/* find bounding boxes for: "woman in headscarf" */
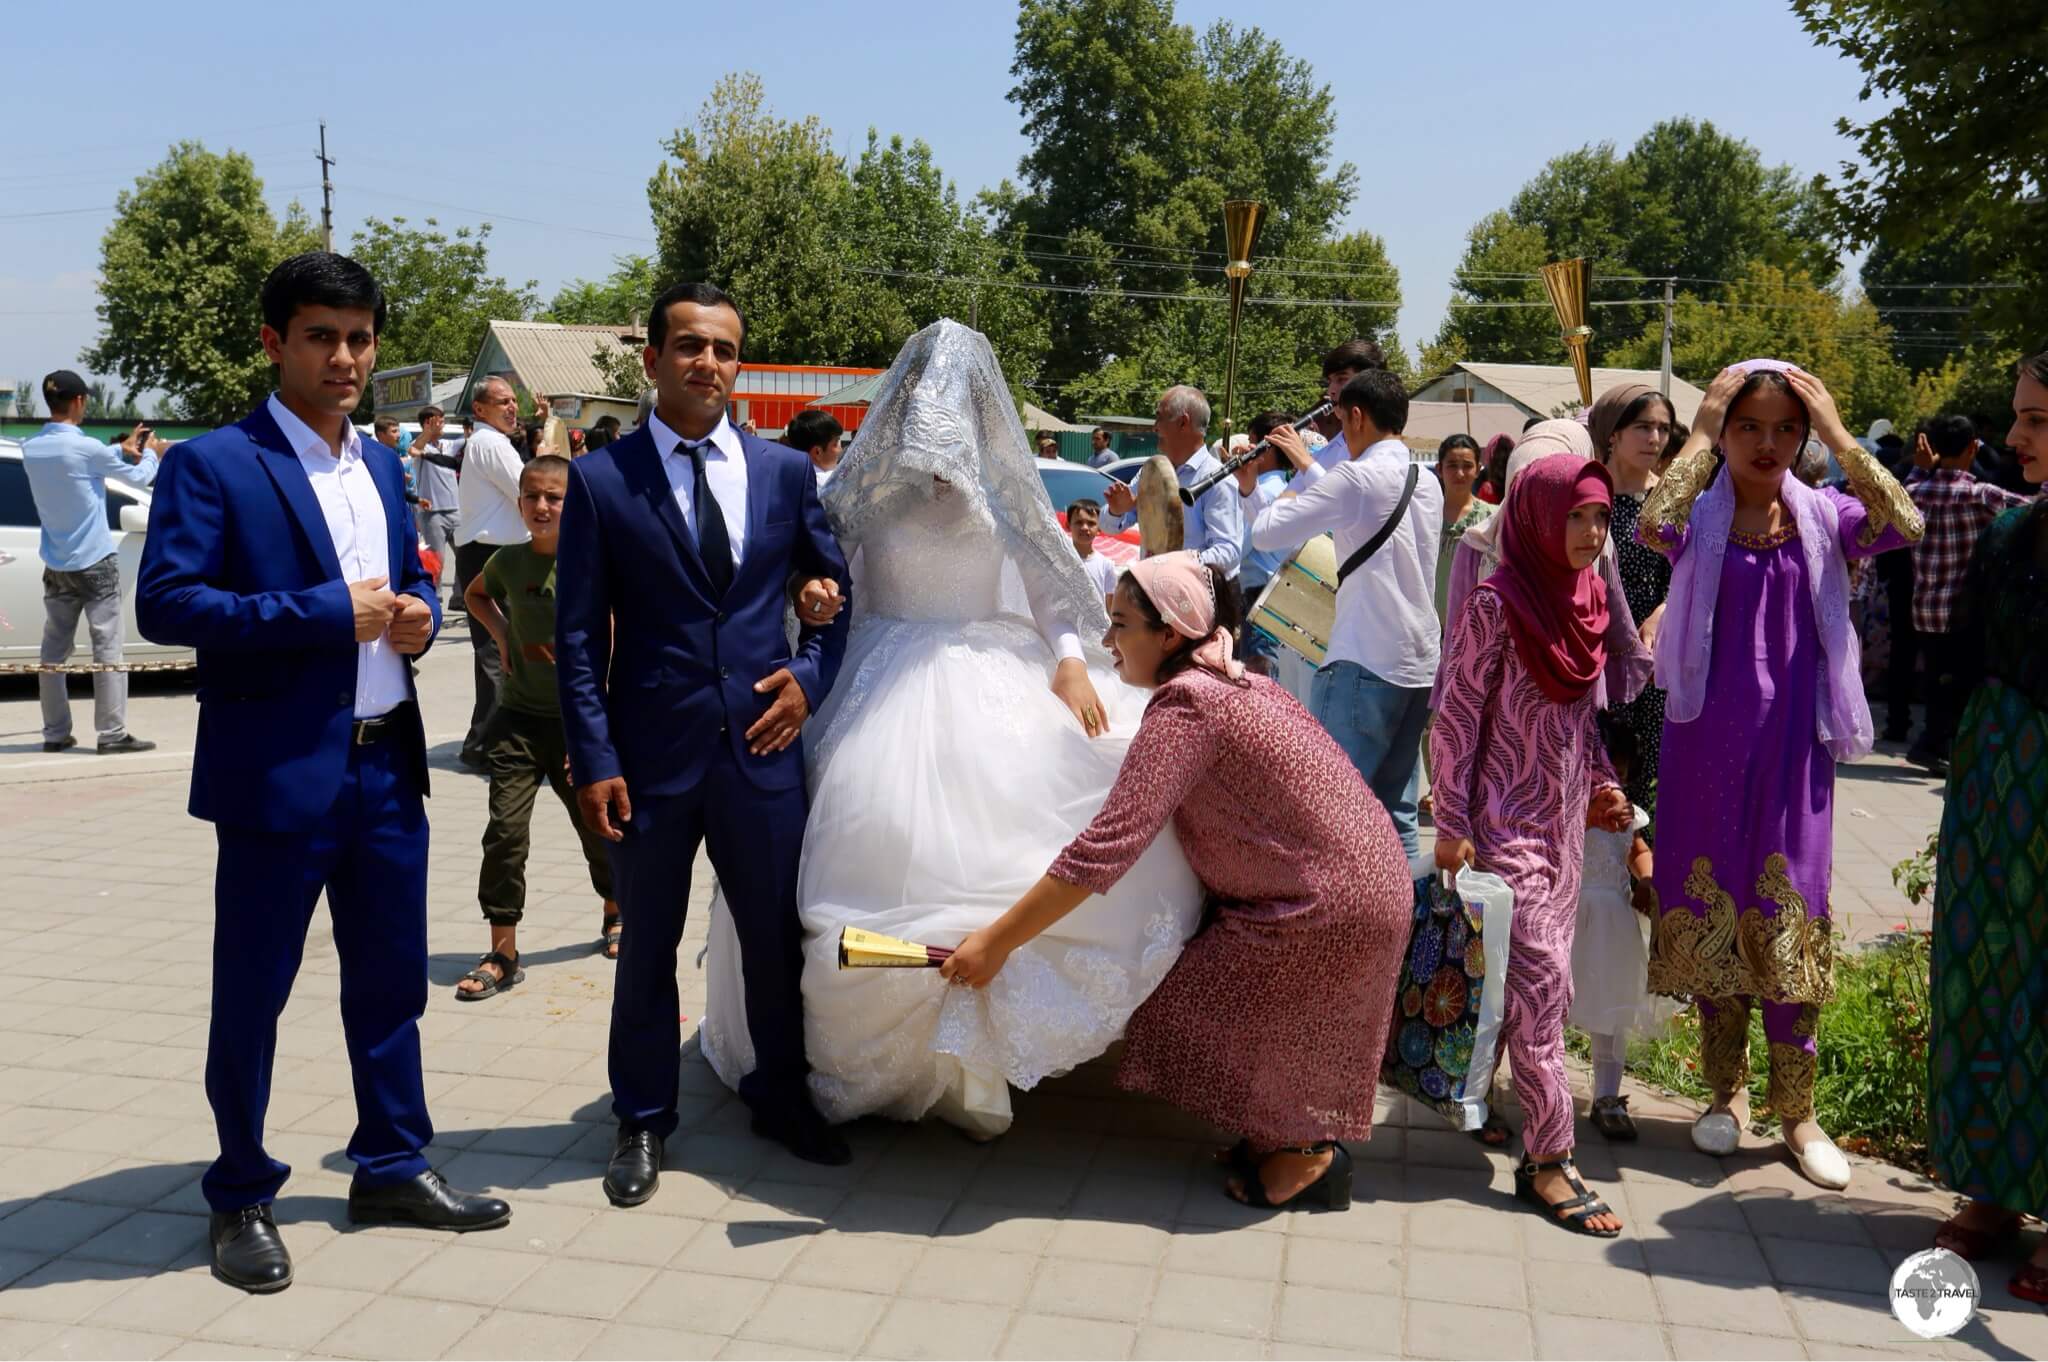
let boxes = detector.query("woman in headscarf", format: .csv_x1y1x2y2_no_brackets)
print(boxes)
1431,453,1632,1235
1474,432,1515,505
1639,360,1921,1189
944,551,1411,1213
1926,351,2048,1302
1588,382,1679,830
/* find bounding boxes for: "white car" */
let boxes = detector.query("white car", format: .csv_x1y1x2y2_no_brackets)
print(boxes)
0,439,194,666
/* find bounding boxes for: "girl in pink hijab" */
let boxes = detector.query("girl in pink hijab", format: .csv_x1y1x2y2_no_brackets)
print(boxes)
1431,453,1633,1236
944,552,1413,1212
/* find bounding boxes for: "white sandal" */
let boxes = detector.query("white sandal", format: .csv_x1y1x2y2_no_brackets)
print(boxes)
1692,1110,1741,1156
1786,1128,1851,1190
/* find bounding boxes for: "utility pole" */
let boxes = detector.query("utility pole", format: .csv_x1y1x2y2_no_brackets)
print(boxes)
1658,276,1675,398
317,120,336,252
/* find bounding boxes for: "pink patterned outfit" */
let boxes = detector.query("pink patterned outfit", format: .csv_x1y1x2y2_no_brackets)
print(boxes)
1050,670,1411,1146
1430,591,1621,1156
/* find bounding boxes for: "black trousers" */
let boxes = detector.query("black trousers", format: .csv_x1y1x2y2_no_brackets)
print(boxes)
454,541,504,758
1919,630,1966,758
1881,554,1919,738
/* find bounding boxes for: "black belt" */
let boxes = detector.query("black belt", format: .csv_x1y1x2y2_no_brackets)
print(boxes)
351,703,414,746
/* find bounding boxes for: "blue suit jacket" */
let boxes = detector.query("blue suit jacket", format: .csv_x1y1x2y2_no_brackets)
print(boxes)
135,404,441,831
555,423,851,798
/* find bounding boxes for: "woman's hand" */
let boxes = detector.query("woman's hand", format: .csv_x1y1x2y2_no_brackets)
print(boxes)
939,927,1012,989
1051,658,1107,738
1587,787,1632,832
1782,367,1855,453
1434,837,1476,873
1691,366,1747,444
1639,602,1666,650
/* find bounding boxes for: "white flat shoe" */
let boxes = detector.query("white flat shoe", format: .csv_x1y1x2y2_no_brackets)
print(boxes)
1787,1130,1851,1189
1692,1110,1741,1156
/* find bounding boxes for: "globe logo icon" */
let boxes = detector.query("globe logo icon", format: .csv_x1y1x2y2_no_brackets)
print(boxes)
1888,1248,1979,1340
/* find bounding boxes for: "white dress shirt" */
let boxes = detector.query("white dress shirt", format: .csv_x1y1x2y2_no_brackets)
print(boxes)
453,424,530,547
1251,436,1442,689
650,411,749,568
267,396,412,718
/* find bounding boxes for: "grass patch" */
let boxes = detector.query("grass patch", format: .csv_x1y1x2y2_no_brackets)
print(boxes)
1566,933,1931,1170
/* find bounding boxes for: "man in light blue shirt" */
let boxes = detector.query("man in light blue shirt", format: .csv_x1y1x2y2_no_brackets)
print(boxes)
21,369,160,754
1101,385,1243,581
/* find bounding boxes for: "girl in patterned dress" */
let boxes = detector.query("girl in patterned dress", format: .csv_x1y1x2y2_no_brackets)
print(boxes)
1431,454,1634,1236
944,551,1411,1213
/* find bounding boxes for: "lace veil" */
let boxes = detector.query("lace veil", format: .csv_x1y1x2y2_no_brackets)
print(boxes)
822,319,1111,641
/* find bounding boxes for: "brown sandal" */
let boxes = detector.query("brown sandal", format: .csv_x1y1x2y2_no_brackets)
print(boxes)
456,950,522,1001
600,914,622,960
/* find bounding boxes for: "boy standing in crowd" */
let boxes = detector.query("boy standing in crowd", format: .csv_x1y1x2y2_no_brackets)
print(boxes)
1065,498,1120,608
457,455,621,998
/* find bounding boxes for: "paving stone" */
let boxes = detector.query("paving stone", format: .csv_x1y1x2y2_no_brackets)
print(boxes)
1524,1256,1661,1321
393,1241,546,1306
736,1282,887,1353
1145,1269,1273,1339
1532,1311,1673,1360
1273,1284,1402,1349
1669,1325,1811,1359
1024,1257,1153,1324
1652,1274,1796,1333
31,1325,181,1360
195,1284,374,1351
1403,1300,1535,1360
619,1269,771,1336
900,1246,1038,1308
441,1307,607,1360
997,1313,1136,1360
580,1322,728,1360
859,1299,1010,1360
784,1235,921,1295
321,1294,486,1358
80,1267,236,1337
1406,1245,1528,1309
508,1254,656,1320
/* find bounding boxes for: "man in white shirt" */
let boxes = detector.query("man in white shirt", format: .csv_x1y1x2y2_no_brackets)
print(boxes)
1101,385,1243,580
1231,413,1296,674
454,375,531,767
1252,369,1441,857
410,404,461,602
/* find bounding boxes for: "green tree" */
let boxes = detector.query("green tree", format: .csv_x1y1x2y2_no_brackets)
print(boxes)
6,381,29,419
545,254,657,326
84,380,141,420
347,217,537,376
998,0,1377,410
647,73,859,365
1435,120,1838,366
85,142,320,423
588,341,648,400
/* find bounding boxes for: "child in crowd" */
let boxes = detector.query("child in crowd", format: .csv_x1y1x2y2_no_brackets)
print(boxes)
456,455,619,1000
1067,498,1121,608
1569,715,1660,1141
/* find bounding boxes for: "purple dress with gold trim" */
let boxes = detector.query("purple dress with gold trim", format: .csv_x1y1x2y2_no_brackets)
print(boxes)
1643,493,1909,1009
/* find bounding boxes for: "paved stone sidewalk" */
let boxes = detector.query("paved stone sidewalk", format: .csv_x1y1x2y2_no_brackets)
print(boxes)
0,651,2040,1360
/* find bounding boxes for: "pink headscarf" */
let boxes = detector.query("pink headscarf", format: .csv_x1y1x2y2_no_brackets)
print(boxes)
1126,551,1244,681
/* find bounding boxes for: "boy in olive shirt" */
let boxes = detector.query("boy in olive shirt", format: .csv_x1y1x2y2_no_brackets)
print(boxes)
457,456,619,999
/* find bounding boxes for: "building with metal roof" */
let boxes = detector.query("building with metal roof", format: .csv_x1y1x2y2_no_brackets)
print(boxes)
1413,362,1707,427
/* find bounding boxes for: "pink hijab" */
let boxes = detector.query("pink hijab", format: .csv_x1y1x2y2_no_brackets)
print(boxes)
1127,551,1244,681
1476,453,1613,705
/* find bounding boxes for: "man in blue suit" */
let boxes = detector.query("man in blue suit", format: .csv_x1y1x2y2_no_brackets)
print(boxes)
137,253,510,1294
556,281,854,1200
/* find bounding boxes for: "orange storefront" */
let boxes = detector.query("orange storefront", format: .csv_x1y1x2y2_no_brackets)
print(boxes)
730,364,883,435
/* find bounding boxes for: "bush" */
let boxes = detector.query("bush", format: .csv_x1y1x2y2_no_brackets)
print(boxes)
1570,933,1932,1169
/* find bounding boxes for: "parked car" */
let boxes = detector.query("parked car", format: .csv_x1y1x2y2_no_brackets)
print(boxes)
1096,456,1151,486
0,438,197,666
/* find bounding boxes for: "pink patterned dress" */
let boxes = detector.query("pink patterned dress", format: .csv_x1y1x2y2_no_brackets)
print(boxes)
1049,669,1410,1146
1430,591,1620,1157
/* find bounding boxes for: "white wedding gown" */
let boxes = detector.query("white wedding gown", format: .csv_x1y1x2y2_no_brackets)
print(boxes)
698,483,1204,1139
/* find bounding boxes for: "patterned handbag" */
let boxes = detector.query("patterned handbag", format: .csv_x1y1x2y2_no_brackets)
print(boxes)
1380,865,1516,1131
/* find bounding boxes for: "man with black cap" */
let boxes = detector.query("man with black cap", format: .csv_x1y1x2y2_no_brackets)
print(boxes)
20,369,161,754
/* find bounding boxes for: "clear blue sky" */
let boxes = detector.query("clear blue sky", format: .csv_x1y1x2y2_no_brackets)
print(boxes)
0,0,1874,410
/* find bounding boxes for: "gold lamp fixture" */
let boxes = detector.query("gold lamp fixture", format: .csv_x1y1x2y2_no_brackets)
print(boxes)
1219,199,1266,439
1538,257,1594,407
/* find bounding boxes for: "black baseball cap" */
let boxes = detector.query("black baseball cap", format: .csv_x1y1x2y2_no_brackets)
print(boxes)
41,369,89,408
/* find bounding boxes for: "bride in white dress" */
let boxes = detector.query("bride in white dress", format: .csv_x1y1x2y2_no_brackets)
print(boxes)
699,320,1203,1139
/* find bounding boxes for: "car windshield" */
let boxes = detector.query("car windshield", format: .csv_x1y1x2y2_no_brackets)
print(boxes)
1037,466,1110,514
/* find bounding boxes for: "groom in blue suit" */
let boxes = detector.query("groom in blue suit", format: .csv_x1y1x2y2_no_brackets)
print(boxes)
136,253,510,1294
556,281,854,1199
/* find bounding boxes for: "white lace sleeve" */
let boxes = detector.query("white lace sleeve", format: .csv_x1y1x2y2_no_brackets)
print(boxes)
1019,555,1085,663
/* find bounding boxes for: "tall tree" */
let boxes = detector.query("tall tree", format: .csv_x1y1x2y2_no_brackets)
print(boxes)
347,217,538,375
1435,120,1837,367
545,254,658,326
86,142,319,423
9,381,32,419
998,0,1378,411
1800,0,2045,398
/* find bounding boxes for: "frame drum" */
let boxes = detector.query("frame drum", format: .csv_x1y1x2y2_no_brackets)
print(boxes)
1248,532,1337,666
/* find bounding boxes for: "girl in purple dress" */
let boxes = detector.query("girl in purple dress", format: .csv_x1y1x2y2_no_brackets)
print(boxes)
1637,360,1921,1189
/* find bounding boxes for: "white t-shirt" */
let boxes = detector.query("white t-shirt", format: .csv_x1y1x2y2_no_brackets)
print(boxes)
1079,550,1120,602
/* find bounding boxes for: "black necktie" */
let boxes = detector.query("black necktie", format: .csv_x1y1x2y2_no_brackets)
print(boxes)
682,439,735,597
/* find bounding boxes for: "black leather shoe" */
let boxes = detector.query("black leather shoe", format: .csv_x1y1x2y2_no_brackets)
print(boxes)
605,1128,663,1207
347,1169,510,1231
210,1205,292,1293
95,735,156,755
41,736,77,754
752,1108,852,1167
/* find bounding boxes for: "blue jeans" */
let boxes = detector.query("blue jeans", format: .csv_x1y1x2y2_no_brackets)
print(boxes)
1310,660,1432,858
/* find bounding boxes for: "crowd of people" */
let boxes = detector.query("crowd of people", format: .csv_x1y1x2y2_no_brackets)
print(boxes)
23,246,2043,1305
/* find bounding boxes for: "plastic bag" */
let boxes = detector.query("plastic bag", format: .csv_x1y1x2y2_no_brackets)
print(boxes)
1380,858,1516,1132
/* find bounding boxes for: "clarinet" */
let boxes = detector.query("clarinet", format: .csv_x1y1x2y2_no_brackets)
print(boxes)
1179,402,1335,506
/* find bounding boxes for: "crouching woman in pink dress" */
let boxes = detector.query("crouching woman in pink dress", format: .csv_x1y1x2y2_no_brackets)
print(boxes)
943,551,1411,1211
